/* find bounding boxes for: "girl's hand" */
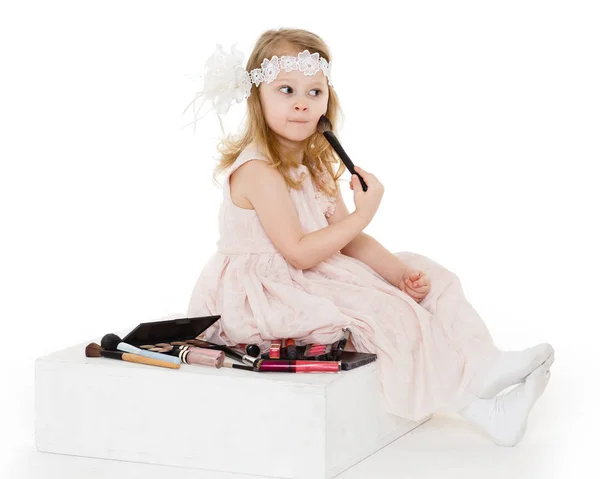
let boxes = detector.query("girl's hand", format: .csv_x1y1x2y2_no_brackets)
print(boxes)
395,267,430,303
349,166,384,224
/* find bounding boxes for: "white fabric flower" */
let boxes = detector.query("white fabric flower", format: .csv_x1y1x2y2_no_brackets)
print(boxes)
201,43,250,115
261,56,281,83
319,57,333,86
250,68,265,87
280,55,299,72
298,50,320,76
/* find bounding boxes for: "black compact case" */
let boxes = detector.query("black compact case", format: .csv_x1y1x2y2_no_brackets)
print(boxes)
122,315,221,347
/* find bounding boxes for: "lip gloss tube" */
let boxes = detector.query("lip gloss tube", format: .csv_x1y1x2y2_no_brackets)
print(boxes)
254,359,341,373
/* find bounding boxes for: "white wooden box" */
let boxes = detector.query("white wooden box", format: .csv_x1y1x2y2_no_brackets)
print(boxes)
35,330,429,478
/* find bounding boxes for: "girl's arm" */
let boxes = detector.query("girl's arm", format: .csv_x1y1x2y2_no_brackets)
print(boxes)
328,188,409,284
341,232,408,285
237,160,371,270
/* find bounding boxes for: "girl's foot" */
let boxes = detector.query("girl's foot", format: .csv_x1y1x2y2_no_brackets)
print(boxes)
460,357,552,446
473,343,554,398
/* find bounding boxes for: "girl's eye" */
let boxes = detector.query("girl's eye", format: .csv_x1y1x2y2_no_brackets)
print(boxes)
279,86,322,96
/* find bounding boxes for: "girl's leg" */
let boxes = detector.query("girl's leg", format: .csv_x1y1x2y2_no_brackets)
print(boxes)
459,352,553,446
393,251,554,403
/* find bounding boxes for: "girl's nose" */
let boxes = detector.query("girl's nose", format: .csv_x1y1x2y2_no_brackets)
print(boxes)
294,103,308,111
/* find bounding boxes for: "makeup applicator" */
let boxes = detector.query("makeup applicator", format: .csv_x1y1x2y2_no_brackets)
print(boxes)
101,333,181,365
85,342,180,369
317,114,368,191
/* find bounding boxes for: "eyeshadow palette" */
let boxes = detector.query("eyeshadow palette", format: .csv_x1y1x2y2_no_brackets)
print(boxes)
122,315,221,347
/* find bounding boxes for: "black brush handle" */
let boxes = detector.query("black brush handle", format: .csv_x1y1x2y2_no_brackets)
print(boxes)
323,131,368,191
215,345,245,363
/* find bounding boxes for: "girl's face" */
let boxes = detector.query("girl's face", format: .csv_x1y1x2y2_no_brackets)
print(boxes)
259,67,329,151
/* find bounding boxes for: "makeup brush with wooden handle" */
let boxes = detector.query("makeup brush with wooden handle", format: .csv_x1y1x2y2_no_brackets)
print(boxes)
85,342,180,369
317,114,368,191
101,333,181,365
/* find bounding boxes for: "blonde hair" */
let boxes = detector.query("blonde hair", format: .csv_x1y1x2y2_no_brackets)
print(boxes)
212,28,345,198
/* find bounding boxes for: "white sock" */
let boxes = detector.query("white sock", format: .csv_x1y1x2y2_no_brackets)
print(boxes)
472,343,554,398
460,357,552,446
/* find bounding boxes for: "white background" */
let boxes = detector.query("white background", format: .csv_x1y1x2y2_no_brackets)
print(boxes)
1,0,598,477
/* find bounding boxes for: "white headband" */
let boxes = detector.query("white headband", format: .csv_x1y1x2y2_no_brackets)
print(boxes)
181,43,334,134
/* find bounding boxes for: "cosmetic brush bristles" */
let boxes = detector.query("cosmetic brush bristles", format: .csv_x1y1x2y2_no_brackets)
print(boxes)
85,342,104,358
317,114,333,134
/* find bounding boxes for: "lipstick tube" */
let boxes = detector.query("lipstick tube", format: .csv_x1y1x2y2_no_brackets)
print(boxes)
269,340,282,359
254,359,341,373
283,338,297,359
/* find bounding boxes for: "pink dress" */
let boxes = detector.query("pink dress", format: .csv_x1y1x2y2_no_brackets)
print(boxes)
187,144,500,421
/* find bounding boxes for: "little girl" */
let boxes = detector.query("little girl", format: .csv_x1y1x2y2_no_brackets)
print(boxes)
185,28,554,447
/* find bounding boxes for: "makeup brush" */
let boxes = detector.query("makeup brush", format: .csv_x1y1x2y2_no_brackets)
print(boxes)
85,342,180,369
101,333,181,365
317,114,368,191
